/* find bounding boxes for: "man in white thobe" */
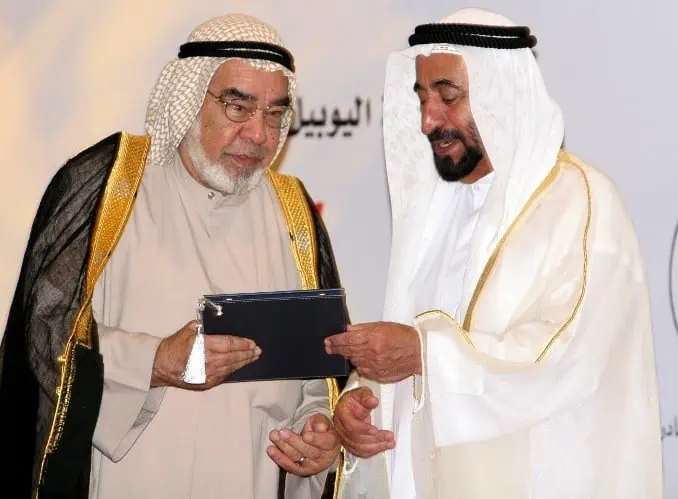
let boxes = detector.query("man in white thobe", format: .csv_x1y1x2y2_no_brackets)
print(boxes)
326,7,663,499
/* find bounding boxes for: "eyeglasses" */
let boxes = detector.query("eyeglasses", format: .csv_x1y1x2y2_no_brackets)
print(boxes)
206,90,292,129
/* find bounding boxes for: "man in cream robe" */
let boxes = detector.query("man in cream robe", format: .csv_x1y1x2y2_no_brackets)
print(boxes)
328,8,663,499
89,154,332,499
0,13,343,499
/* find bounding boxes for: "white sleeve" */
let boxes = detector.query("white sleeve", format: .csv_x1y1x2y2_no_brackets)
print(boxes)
415,251,643,447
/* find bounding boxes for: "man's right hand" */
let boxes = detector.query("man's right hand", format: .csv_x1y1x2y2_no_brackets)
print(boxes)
333,387,396,458
150,320,260,390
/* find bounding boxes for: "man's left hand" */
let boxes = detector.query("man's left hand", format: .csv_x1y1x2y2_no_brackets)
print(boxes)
325,322,421,383
267,414,340,477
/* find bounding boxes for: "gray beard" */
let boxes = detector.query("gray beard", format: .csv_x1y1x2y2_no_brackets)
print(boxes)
183,120,266,196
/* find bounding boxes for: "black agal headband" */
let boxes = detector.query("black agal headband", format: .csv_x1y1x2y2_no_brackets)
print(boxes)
408,23,537,50
178,41,295,71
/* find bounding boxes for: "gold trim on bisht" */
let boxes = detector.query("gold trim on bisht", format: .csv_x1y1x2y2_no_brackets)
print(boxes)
462,160,561,332
37,133,150,497
267,169,342,498
458,150,592,363
267,170,319,290
535,153,591,362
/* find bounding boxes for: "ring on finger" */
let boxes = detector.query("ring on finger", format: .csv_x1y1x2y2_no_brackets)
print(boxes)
294,455,306,465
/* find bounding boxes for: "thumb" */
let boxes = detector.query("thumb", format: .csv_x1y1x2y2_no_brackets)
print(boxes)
348,387,378,419
180,320,199,336
355,387,379,410
309,414,330,432
302,417,314,434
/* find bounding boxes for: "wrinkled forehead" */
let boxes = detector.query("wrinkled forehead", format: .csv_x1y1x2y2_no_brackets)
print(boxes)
207,59,291,98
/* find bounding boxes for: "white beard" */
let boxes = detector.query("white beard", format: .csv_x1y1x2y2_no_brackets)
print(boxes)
183,119,267,196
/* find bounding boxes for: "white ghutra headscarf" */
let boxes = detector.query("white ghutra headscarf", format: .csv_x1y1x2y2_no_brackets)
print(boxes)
381,7,565,327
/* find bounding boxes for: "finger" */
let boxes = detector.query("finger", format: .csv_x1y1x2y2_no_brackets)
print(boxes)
268,432,304,462
206,335,257,353
335,417,394,444
334,389,377,422
213,355,259,379
337,393,379,424
283,428,326,460
175,322,199,342
211,336,258,353
181,320,199,332
303,417,314,435
335,412,376,435
327,345,368,358
270,428,322,461
302,430,338,451
223,348,262,365
335,407,391,440
337,432,391,458
266,445,317,476
337,423,395,449
353,387,380,411
208,348,261,369
325,331,368,350
345,440,396,459
343,429,395,445
349,351,380,361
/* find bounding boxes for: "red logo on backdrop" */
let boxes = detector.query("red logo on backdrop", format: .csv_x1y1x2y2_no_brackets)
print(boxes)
315,202,325,216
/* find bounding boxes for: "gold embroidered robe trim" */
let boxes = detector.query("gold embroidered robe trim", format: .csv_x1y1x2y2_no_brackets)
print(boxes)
460,151,593,365
267,169,342,498
37,133,150,496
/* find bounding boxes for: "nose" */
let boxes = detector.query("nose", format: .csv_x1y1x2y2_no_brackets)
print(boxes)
421,100,446,137
239,111,268,146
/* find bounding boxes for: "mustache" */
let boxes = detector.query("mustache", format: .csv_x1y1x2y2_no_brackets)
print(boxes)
427,128,464,144
223,144,266,159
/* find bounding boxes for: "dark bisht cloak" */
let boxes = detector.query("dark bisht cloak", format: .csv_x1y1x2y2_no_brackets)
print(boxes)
0,132,346,499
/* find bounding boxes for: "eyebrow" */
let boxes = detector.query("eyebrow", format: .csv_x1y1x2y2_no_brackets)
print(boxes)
432,78,462,91
270,95,291,106
413,79,463,92
221,87,256,101
220,87,290,106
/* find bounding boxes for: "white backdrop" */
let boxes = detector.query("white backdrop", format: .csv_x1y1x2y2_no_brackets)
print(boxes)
2,0,677,494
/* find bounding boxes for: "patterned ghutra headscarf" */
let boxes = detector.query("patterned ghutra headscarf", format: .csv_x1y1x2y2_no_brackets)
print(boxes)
144,13,298,166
